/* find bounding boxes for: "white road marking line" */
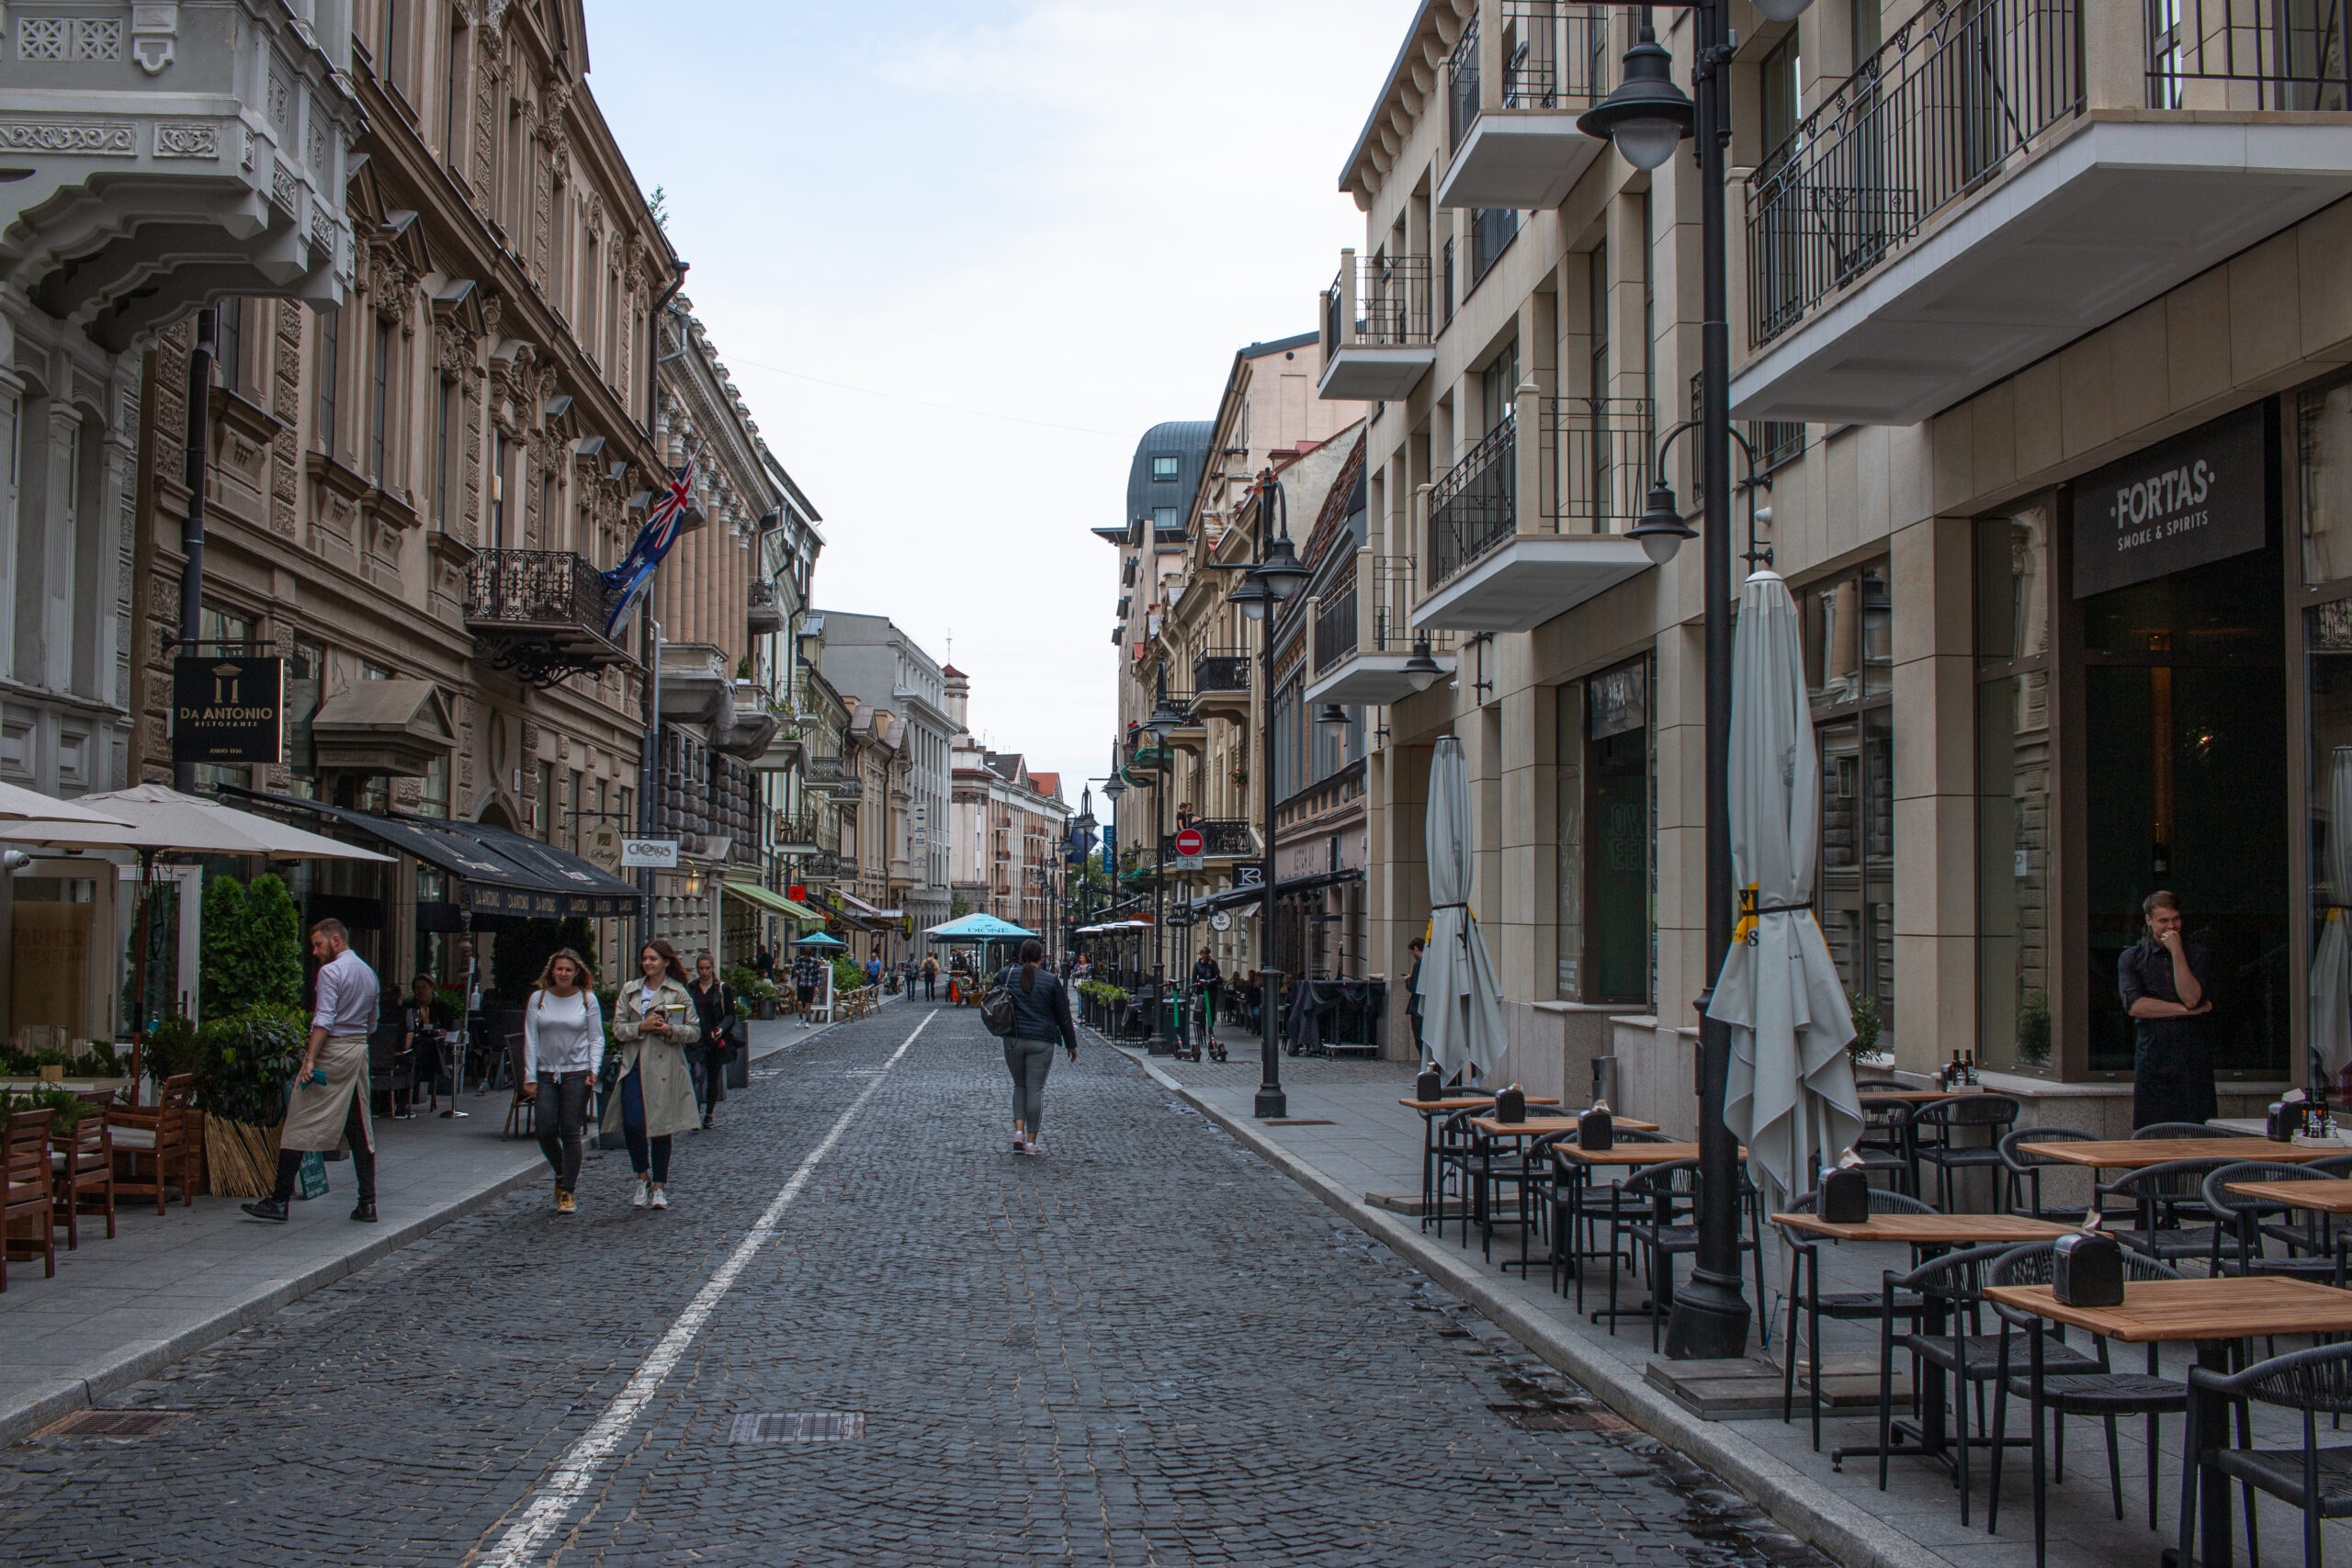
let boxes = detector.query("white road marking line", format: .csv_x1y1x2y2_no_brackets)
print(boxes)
469,1010,936,1568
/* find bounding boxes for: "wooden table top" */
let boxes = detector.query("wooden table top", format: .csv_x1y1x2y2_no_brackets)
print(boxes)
1463,1114,1662,1137
1858,1089,1988,1103
2024,1137,2305,1168
1554,1141,1722,1167
2224,1178,2352,1214
1772,1213,2075,1244
1401,1096,1562,1112
1984,1276,2352,1343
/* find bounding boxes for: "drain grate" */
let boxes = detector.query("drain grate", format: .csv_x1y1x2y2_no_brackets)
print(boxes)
1263,1119,1336,1127
40,1410,187,1438
729,1411,865,1445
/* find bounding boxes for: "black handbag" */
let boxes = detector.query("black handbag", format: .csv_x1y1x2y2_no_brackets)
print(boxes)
721,985,749,1052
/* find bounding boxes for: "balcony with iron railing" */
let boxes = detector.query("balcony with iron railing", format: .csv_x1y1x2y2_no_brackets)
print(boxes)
1304,553,1459,705
1317,250,1438,400
465,550,630,687
1191,649,1251,720
1731,0,2352,425
1437,1,1620,211
1415,391,1656,634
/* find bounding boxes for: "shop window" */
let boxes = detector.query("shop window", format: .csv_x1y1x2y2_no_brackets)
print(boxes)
12,875,96,1049
1557,657,1653,1007
2302,376,2352,587
418,752,449,818
1804,559,1895,1048
1151,455,1179,481
1977,507,2054,1071
285,639,324,783
2311,599,2352,1090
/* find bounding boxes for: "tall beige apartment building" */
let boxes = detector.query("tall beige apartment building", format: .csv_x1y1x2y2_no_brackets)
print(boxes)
1317,0,2352,1129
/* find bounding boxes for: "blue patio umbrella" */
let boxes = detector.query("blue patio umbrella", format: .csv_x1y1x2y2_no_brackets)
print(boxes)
924,913,1038,942
792,931,847,949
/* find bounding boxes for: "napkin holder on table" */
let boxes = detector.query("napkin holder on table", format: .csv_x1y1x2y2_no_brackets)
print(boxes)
2052,1227,2125,1307
1493,1084,1526,1123
1416,1065,1442,1103
1577,1101,1614,1152
1820,1166,1871,1224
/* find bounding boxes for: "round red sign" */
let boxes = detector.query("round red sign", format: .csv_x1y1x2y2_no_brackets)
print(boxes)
1174,828,1204,857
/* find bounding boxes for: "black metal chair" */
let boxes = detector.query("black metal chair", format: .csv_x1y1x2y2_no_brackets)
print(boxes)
2182,1342,2352,1568
1855,1097,1919,1197
2100,1157,2247,1269
1598,1158,1765,1352
1915,1095,2022,1213
2201,1160,2343,1282
1775,1186,1935,1450
2136,1121,2246,1140
1430,1110,1480,1242
1874,1242,2102,1524
1542,1129,1674,1307
1984,1242,2188,1568
1998,1126,2106,1222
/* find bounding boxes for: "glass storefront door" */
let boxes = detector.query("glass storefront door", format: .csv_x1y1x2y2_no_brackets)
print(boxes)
2081,540,2289,1075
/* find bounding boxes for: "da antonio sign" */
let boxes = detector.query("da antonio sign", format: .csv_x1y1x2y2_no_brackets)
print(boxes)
2073,405,2268,598
172,656,284,765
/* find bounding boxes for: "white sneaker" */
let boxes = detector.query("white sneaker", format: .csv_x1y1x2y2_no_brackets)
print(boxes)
1012,1132,1027,1153
1025,1139,1045,1157
649,1184,669,1210
630,1179,650,1208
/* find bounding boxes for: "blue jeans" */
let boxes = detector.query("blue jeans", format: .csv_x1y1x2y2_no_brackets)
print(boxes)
618,1068,672,1183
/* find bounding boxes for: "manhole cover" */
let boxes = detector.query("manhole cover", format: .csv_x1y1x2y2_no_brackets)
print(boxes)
40,1410,187,1438
729,1412,865,1445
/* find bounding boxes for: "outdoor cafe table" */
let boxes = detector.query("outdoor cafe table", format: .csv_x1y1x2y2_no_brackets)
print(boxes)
1402,1096,1560,1229
1538,1142,1726,1282
1983,1276,2352,1568
1858,1088,1989,1103
1770,1212,2078,1473
2224,1178,2352,1214
2022,1137,2340,1171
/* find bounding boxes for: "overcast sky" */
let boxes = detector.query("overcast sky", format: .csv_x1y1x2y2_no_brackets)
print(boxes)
588,0,1419,801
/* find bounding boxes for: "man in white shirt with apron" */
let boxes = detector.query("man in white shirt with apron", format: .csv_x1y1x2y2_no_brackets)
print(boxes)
243,919,382,1224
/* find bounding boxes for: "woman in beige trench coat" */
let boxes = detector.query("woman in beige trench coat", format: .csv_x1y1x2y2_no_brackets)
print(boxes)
601,940,699,1209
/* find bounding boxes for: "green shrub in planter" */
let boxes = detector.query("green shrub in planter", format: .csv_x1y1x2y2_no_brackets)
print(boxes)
831,955,866,996
1845,987,1883,1064
143,1014,202,1086
0,1085,87,1134
198,874,248,1020
191,1005,309,1129
243,874,304,1010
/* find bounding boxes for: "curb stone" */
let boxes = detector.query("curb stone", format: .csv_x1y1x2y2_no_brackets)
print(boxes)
1103,1034,1947,1568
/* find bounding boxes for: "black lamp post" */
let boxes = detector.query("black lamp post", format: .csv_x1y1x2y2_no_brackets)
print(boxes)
1100,750,1126,985
1142,664,1184,1055
1227,469,1311,1117
1580,0,1811,1362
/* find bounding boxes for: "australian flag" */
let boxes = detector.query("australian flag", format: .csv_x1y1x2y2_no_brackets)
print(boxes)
601,456,695,637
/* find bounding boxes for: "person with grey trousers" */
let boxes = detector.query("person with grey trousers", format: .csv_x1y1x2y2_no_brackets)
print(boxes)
1001,938,1076,1156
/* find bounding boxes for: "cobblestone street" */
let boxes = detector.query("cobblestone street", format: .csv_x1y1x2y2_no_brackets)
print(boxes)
0,1003,1823,1567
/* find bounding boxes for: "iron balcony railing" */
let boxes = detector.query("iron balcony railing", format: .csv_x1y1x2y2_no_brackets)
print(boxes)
1322,253,1435,362
1745,0,2082,347
2150,0,2352,107
464,549,616,638
1449,5,1619,145
1313,563,1359,674
808,754,846,786
1429,418,1519,588
1372,554,1457,658
1193,649,1250,694
1160,819,1256,860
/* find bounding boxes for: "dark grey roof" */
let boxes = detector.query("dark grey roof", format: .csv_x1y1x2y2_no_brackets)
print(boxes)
1125,420,1213,533
1241,330,1317,359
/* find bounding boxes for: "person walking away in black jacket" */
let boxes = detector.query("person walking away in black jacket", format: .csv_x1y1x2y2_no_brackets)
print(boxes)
1001,938,1077,1157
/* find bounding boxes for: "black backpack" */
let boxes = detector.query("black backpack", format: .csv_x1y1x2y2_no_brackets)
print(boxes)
979,966,1019,1038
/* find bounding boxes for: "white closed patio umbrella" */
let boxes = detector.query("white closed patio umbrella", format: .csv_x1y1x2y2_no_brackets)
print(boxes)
1421,735,1507,1085
1709,570,1864,1209
2312,747,2352,1090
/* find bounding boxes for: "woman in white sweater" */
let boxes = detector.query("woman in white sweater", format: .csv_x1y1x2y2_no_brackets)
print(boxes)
523,949,605,1213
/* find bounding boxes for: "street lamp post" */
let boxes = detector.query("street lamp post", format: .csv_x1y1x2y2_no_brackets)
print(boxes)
1580,0,1814,1363
1100,751,1126,988
1143,662,1185,1056
1227,469,1311,1118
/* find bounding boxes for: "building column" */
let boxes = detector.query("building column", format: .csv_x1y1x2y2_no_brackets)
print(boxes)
1891,512,1977,1072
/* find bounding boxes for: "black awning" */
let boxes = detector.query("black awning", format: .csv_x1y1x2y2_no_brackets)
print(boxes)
224,789,643,919
1274,867,1365,898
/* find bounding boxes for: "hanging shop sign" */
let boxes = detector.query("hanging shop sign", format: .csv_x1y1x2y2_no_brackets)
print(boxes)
583,823,624,875
171,656,284,765
2073,403,2269,598
620,838,679,868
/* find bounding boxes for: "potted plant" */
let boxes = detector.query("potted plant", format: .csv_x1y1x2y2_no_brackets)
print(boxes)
1845,987,1891,1068
191,1005,308,1198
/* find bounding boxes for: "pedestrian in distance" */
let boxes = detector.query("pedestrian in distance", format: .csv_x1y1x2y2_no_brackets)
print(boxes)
866,952,883,990
686,951,733,1132
522,949,603,1214
922,953,939,1001
1406,936,1427,1058
1001,938,1078,1157
243,919,380,1224
602,940,698,1210
1192,946,1223,1039
753,941,775,981
395,973,455,1118
793,947,821,1024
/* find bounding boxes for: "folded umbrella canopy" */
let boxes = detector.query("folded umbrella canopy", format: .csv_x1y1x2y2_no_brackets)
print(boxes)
1709,570,1864,1209
0,781,131,825
1420,735,1507,1085
0,784,392,862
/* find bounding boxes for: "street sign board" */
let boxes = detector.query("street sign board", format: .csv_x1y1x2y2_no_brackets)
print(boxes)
171,655,283,765
787,885,808,901
583,823,624,874
1234,863,1264,890
1209,911,1232,932
1173,828,1204,856
620,838,679,868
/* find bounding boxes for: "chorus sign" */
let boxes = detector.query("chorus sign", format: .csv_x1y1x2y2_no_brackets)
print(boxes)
2073,405,2268,598
171,656,283,765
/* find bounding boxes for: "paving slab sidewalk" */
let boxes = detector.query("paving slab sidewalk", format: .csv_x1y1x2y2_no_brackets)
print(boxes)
0,1002,890,1446
1114,1037,2352,1568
